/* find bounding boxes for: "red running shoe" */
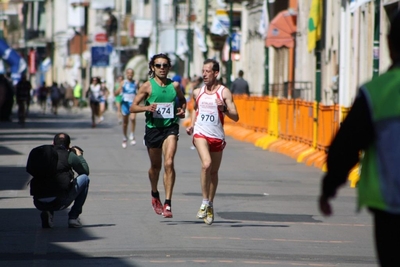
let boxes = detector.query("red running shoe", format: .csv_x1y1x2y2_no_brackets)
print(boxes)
162,204,173,218
152,197,163,215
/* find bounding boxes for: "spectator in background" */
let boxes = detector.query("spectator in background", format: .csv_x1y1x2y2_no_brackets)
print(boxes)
37,82,49,114
64,82,74,109
105,8,118,41
230,70,250,96
50,82,61,115
99,79,109,122
15,74,32,124
73,80,82,110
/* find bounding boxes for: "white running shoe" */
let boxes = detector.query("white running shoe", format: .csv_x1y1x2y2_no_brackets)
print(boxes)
122,139,127,148
196,204,207,219
129,133,134,140
130,139,136,146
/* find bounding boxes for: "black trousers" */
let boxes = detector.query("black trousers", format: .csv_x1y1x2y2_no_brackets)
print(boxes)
371,208,400,267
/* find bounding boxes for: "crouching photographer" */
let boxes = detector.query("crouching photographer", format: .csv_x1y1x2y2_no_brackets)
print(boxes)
30,133,90,229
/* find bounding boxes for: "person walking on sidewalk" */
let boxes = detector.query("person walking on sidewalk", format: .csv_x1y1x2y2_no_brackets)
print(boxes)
230,70,250,96
114,68,137,148
130,53,186,218
186,59,239,225
31,133,90,228
319,11,400,267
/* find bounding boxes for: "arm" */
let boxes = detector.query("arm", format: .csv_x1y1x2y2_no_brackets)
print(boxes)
319,89,374,216
186,88,200,135
174,81,187,118
68,152,90,176
220,87,239,122
130,81,154,113
114,83,122,97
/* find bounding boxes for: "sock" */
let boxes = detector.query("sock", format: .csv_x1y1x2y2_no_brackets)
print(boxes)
164,199,171,206
202,199,209,206
209,201,213,207
151,191,160,199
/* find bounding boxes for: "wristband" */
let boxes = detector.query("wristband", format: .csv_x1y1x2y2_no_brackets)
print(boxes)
222,106,228,113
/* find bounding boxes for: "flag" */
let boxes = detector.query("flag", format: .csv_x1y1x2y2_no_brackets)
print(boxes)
258,0,270,38
210,16,229,36
194,25,207,52
307,0,323,52
0,39,26,84
176,36,189,60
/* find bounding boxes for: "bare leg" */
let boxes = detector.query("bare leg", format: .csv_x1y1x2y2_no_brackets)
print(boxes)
122,115,129,138
194,137,212,200
130,113,136,135
162,135,178,200
147,148,162,193
209,151,223,202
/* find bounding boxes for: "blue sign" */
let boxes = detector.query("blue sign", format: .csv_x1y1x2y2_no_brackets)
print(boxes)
91,46,110,67
226,33,241,52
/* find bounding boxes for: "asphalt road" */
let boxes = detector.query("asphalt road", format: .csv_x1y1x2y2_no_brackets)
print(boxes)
0,103,377,267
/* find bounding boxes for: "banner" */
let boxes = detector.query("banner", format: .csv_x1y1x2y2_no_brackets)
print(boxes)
210,16,228,36
258,0,270,38
0,39,26,84
307,0,323,52
194,25,207,52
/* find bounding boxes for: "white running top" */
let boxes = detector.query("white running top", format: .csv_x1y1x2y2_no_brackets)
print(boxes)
193,85,226,140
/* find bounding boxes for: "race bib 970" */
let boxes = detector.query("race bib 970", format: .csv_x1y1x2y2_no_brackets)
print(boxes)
153,102,174,119
198,110,218,125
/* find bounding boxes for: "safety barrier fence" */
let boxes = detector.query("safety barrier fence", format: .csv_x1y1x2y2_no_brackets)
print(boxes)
222,95,360,187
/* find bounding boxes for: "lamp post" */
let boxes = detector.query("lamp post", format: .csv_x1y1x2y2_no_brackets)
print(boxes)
187,0,192,79
203,0,208,60
226,0,233,88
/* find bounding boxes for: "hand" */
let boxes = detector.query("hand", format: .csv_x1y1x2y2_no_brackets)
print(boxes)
215,98,225,111
318,195,333,216
176,107,185,118
148,104,157,112
186,126,193,135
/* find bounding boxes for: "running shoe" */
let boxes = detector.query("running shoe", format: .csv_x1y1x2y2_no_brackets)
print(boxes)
130,139,136,146
204,206,214,225
196,203,207,219
151,197,163,215
129,133,134,140
122,139,127,148
162,204,173,218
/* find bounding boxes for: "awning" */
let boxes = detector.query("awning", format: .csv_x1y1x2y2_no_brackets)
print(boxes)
265,10,297,48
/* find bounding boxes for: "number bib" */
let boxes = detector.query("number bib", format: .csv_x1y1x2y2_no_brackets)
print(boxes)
123,93,135,102
198,108,218,126
153,102,174,119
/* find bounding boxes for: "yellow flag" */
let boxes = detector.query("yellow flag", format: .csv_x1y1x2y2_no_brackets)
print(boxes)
307,0,323,52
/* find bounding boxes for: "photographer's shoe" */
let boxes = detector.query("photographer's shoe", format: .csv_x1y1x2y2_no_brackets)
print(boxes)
41,211,54,228
68,218,82,228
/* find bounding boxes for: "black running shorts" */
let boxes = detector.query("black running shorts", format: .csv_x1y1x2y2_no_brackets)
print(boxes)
144,123,179,148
